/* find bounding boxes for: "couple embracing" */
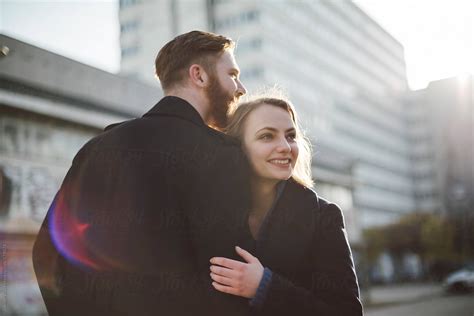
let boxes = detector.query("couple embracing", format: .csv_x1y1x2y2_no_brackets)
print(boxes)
33,30,363,316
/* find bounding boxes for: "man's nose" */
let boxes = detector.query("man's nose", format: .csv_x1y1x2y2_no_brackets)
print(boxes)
236,80,247,97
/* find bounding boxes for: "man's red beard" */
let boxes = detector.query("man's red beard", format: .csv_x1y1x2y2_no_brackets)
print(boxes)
206,73,239,130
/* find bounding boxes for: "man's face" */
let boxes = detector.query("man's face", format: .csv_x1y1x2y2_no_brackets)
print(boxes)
206,50,247,129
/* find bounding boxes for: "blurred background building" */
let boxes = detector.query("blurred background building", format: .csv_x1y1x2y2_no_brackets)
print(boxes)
407,76,473,215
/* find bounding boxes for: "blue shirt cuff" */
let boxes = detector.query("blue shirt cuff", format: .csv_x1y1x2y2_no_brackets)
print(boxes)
249,267,273,309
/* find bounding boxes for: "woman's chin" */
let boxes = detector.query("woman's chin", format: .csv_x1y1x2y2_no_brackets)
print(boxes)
269,171,292,181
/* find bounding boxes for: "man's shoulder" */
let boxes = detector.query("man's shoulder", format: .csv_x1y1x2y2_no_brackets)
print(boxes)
105,113,239,148
74,117,245,174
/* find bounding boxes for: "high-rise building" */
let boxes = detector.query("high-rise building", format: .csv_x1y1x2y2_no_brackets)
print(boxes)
407,75,473,214
119,0,211,81
119,0,416,242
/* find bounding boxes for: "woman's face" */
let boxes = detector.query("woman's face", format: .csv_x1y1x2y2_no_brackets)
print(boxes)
242,104,299,183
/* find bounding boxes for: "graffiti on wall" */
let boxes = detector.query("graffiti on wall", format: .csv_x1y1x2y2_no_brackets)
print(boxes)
0,113,97,224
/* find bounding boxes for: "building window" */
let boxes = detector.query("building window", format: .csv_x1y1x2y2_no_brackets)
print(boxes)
0,167,12,216
121,45,139,58
216,10,260,29
119,0,141,9
241,67,263,80
236,37,262,53
120,20,140,34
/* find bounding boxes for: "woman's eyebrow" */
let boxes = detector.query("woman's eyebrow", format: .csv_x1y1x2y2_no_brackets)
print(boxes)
256,127,277,133
256,127,295,133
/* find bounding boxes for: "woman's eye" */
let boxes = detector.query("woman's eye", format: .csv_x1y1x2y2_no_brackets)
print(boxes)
260,134,272,140
286,133,296,141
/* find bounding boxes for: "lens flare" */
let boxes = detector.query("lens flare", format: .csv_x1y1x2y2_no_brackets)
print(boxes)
48,179,139,273
48,189,102,271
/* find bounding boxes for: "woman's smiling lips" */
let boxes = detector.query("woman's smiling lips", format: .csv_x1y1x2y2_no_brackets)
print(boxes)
268,158,291,167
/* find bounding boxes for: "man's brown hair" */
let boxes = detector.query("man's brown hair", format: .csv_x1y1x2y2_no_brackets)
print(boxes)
155,30,235,91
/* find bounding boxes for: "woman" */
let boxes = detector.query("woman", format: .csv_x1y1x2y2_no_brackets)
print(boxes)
209,96,363,315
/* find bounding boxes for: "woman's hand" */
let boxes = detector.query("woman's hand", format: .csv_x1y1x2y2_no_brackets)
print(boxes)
210,246,264,298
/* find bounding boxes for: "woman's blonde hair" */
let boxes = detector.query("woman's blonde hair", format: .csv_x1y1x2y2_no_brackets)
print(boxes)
226,93,314,188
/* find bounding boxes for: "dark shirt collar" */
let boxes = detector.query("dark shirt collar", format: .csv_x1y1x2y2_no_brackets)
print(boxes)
143,96,206,128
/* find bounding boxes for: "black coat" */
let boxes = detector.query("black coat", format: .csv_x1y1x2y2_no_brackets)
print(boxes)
33,96,253,316
242,179,363,316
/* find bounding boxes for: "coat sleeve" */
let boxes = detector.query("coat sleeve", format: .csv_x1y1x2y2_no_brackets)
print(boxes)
253,200,363,315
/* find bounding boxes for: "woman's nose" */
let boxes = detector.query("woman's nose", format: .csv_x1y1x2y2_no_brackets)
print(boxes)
276,138,291,152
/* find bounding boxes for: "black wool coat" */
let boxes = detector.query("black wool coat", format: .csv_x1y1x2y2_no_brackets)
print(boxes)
33,96,254,316
241,179,363,316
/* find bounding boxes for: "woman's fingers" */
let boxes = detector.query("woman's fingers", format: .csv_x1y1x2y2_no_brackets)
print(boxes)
210,257,244,270
212,281,239,296
210,272,235,287
209,249,264,299
210,265,238,278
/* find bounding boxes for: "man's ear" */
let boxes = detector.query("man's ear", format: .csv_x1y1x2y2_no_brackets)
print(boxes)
188,64,209,88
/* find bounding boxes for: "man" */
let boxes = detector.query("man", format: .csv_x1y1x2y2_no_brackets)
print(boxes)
33,30,252,315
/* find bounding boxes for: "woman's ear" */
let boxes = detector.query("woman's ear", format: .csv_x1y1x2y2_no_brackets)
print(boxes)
188,64,209,88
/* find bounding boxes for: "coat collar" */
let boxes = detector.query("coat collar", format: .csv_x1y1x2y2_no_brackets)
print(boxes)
143,96,206,128
143,96,241,146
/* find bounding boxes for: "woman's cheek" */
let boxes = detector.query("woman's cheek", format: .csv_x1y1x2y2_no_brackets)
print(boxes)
249,146,267,172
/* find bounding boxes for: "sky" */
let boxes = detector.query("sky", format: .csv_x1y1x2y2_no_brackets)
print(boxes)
355,0,473,89
1,0,473,90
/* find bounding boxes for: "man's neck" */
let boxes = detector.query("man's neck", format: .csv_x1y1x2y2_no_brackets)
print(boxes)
165,88,210,124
